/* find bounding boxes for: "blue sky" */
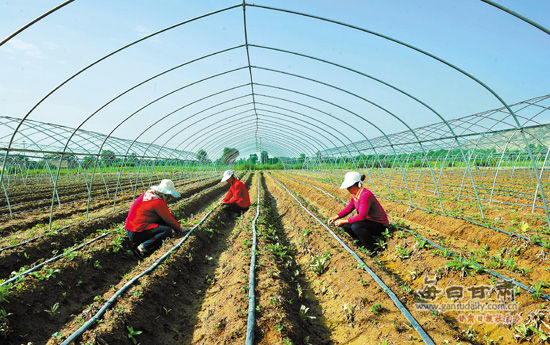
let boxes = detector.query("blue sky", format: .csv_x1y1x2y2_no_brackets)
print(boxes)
0,0,548,159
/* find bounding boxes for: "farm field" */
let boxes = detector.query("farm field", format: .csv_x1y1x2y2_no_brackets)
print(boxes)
1,170,548,344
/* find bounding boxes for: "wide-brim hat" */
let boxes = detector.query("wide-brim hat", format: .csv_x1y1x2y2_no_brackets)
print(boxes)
221,169,234,182
339,171,362,189
151,179,180,197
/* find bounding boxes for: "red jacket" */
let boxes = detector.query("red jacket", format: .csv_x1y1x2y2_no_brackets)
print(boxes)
337,188,389,227
125,191,181,232
223,178,250,208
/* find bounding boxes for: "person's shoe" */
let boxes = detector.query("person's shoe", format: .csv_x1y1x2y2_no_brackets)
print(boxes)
132,244,147,259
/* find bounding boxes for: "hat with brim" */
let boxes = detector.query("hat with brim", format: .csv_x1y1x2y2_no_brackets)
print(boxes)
339,171,362,189
151,179,180,197
221,169,234,182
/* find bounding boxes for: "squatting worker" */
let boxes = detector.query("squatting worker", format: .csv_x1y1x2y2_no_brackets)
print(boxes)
125,179,183,258
218,170,250,217
328,172,389,248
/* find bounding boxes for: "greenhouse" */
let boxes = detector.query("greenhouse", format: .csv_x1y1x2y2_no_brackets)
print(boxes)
0,1,548,344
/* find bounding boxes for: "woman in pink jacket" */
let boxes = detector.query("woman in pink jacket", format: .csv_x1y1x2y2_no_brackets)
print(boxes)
328,172,389,248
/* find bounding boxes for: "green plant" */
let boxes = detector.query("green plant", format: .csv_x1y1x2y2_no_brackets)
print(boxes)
529,325,548,341
531,281,547,299
93,260,103,270
127,326,143,344
343,304,356,323
514,323,528,340
44,302,59,317
299,305,315,320
310,254,328,275
396,246,411,259
446,256,477,277
0,283,12,303
370,303,382,315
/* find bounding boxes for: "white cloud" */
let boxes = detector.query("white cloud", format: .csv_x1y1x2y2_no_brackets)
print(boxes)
135,25,151,36
3,38,45,58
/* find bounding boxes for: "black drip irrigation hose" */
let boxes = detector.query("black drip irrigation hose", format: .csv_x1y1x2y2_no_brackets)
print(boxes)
269,173,436,345
245,175,260,345
279,172,550,301
287,172,545,247
0,230,114,287
0,179,224,287
0,176,215,253
60,204,220,345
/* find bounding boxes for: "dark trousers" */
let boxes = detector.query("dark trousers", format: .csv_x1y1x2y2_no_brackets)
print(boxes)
340,220,386,249
126,225,171,253
222,203,249,217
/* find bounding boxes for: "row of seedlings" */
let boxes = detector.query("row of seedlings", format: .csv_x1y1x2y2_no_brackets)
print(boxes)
0,174,246,345
276,171,550,344
47,173,253,344
263,173,449,344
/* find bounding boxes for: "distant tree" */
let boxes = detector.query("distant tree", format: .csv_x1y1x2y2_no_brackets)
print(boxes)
101,150,116,166
82,155,96,168
197,149,208,163
260,151,268,164
248,153,258,164
125,153,139,167
222,147,239,165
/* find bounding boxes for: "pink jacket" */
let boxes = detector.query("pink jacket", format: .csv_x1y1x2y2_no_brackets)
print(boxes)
337,188,389,227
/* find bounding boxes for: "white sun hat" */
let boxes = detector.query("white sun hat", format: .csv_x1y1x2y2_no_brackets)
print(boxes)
151,179,180,197
339,171,362,189
221,169,234,182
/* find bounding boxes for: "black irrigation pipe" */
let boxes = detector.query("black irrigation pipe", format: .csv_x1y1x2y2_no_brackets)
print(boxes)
288,172,546,247
0,179,223,285
0,209,126,253
0,230,114,287
269,173,436,345
245,174,260,345
278,172,550,301
60,204,220,345
0,176,215,253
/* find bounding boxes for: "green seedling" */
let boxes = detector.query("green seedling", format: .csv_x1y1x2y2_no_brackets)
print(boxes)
396,246,411,259
310,254,328,275
446,256,477,277
370,303,382,315
44,302,59,317
529,325,548,341
343,304,356,323
127,326,143,344
0,283,12,303
520,221,529,233
93,260,103,270
299,305,315,320
514,323,528,340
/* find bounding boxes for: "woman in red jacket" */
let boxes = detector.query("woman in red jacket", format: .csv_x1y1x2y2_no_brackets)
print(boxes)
125,179,183,258
328,172,389,248
218,170,250,218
